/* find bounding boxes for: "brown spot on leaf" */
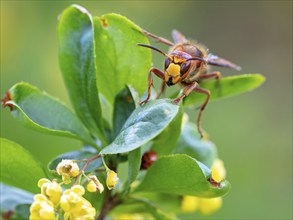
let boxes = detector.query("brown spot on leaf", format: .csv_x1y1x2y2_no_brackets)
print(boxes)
125,95,133,103
100,17,108,28
1,91,14,111
208,177,221,188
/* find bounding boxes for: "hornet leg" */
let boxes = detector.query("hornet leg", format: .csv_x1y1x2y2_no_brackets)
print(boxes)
140,68,165,105
194,87,211,139
173,82,211,139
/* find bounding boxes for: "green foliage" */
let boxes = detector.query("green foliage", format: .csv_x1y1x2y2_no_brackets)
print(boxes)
58,5,105,145
183,74,265,106
5,82,95,146
47,147,102,175
93,14,152,105
174,122,217,168
135,154,229,197
0,139,46,193
127,148,142,186
0,4,265,219
101,99,179,154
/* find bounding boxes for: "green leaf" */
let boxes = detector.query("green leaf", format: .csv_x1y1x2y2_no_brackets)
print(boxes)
5,82,95,145
151,109,183,155
182,74,266,106
101,99,179,154
135,154,230,197
0,183,33,212
129,197,178,220
174,122,217,168
128,148,142,186
99,94,113,131
58,5,106,145
48,147,102,175
113,87,136,138
93,13,152,105
0,138,46,193
111,195,178,219
127,84,141,108
12,204,30,220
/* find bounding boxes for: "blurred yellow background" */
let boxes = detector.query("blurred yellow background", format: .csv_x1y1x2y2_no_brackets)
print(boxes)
1,1,292,219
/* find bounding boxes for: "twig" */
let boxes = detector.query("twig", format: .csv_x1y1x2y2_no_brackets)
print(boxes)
73,154,101,185
96,192,122,220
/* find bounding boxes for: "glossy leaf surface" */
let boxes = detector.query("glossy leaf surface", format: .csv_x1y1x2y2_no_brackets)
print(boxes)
181,74,265,106
58,5,105,144
135,154,230,197
5,82,94,145
94,13,152,105
151,109,183,156
174,122,217,168
101,99,179,154
113,87,136,138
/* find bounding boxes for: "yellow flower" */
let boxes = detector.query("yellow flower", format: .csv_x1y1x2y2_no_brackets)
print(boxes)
211,159,226,183
181,196,200,212
198,197,223,215
106,170,119,190
56,159,79,184
29,194,55,220
87,175,104,193
61,185,96,219
86,180,97,193
181,196,223,215
38,178,62,206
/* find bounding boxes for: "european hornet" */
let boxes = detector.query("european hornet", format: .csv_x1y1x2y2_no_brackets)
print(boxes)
139,29,241,138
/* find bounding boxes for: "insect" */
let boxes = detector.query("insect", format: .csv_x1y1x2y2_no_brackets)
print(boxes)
139,29,241,138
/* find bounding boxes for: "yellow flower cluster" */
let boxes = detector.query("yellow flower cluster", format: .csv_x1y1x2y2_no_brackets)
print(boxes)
181,196,222,215
38,178,62,206
30,180,96,220
30,194,55,220
30,178,62,219
61,185,96,220
29,159,120,219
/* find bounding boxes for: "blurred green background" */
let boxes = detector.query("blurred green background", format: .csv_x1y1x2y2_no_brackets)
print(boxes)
1,1,292,219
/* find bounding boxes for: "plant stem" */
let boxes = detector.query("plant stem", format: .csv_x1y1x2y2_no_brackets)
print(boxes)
96,192,121,220
73,154,101,185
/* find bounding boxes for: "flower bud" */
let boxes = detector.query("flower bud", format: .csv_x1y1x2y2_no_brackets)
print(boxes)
56,159,79,184
181,196,223,215
86,180,97,193
198,197,222,215
106,170,119,190
87,175,104,193
211,159,226,183
71,185,85,196
181,196,200,213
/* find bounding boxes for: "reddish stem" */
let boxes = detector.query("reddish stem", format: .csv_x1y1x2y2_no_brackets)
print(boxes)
73,154,101,185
